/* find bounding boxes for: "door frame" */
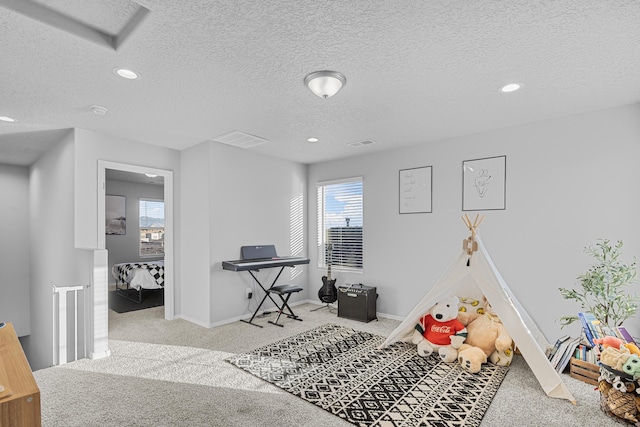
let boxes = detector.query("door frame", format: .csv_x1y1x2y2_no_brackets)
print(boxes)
96,160,175,324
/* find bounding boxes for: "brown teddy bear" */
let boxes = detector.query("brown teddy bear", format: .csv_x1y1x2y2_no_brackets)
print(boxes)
456,297,513,373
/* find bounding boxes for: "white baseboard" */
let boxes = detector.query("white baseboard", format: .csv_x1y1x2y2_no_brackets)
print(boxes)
174,299,402,329
89,348,111,360
174,313,213,328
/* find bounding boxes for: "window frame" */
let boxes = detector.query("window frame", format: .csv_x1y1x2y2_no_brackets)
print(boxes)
139,197,165,258
316,176,363,272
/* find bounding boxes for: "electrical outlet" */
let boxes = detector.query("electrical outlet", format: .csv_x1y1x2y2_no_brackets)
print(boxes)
246,288,253,299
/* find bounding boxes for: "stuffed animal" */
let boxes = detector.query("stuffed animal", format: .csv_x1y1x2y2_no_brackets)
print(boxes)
411,296,467,362
601,345,631,371
456,297,513,373
623,355,640,380
594,336,640,356
456,344,487,373
625,343,640,356
606,388,638,423
594,336,625,349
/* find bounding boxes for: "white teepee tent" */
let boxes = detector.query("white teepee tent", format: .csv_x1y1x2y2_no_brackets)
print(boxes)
381,215,576,403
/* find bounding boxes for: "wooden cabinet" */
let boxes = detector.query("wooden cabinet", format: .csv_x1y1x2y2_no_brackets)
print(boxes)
0,322,41,427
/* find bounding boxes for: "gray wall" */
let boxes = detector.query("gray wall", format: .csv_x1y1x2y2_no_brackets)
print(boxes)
8,103,640,370
307,103,640,343
26,131,93,370
22,129,179,370
105,179,164,283
0,164,31,336
179,141,308,327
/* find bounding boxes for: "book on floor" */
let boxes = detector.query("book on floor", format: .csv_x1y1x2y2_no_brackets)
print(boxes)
582,312,605,339
577,312,596,346
616,326,637,345
548,335,570,362
555,337,582,373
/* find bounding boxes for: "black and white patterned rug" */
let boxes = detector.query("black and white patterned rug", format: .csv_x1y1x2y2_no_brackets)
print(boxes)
226,324,508,427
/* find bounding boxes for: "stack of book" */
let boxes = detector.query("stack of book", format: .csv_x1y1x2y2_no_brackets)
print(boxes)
548,312,639,372
576,312,637,345
548,335,581,373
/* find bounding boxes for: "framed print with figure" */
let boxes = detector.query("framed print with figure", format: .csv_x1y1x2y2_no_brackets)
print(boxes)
462,156,506,211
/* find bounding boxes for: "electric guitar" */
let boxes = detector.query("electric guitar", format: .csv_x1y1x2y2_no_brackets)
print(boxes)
318,245,337,304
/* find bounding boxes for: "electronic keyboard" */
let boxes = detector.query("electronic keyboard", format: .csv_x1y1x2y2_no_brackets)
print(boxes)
222,256,310,271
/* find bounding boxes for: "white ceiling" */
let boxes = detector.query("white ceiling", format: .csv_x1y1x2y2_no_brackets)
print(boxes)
1,0,639,167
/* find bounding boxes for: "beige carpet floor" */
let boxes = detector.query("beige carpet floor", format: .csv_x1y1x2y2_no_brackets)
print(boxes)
32,303,619,426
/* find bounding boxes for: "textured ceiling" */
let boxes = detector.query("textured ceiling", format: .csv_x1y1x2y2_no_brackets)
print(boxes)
1,0,639,166
28,0,139,33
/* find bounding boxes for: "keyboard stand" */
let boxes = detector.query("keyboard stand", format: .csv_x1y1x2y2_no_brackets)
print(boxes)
241,266,291,328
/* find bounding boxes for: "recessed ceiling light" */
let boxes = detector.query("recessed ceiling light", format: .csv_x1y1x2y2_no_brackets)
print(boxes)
307,137,319,143
145,173,158,178
90,105,108,115
114,68,140,80
0,116,16,122
499,83,521,93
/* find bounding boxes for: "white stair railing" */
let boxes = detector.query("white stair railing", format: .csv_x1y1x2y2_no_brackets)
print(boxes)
51,283,86,365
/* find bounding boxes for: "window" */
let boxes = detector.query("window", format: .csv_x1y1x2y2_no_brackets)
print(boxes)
317,177,363,271
139,198,165,256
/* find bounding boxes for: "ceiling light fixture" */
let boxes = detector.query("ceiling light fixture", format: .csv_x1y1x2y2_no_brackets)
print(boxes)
307,137,319,143
145,173,158,178
499,83,521,93
304,70,346,99
0,116,16,122
90,105,108,115
114,68,140,80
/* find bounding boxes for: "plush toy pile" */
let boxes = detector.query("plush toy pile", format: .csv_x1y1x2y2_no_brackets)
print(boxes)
411,295,514,373
598,336,640,424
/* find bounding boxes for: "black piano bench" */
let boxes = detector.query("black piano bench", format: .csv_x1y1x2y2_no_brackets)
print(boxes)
267,284,303,327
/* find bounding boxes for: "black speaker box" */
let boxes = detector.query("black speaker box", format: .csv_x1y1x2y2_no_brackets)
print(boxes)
337,284,377,323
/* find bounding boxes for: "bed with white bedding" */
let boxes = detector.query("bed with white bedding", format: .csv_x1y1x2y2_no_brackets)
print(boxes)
112,260,164,303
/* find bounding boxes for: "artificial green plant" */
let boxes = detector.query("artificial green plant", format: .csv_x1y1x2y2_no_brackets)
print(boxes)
559,239,638,329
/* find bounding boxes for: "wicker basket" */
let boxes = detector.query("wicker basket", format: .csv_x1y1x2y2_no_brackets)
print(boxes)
599,364,640,425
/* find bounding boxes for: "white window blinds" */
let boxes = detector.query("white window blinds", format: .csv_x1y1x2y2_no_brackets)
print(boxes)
317,177,363,271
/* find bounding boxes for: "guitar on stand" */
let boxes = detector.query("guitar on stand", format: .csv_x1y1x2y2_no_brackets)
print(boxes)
312,244,337,312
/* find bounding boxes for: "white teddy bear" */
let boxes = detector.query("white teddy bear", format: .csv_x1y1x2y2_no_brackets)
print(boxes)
411,296,467,362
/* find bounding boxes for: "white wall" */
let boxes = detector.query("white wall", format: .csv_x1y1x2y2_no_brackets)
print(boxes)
21,129,180,370
73,129,180,251
307,103,640,343
179,141,307,326
208,142,307,324
27,131,93,370
0,164,31,336
105,179,164,283
16,104,640,368
178,141,211,325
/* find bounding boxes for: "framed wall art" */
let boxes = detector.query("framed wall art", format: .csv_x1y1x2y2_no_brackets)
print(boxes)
399,166,432,214
105,195,126,235
462,155,506,211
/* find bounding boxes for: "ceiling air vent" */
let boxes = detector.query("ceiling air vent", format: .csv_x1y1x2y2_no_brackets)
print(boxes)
347,140,375,148
210,131,269,149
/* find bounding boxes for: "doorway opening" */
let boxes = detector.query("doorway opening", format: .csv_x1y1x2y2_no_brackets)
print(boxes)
96,161,174,344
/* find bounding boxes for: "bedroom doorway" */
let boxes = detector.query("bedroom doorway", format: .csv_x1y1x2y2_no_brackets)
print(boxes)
97,161,175,331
